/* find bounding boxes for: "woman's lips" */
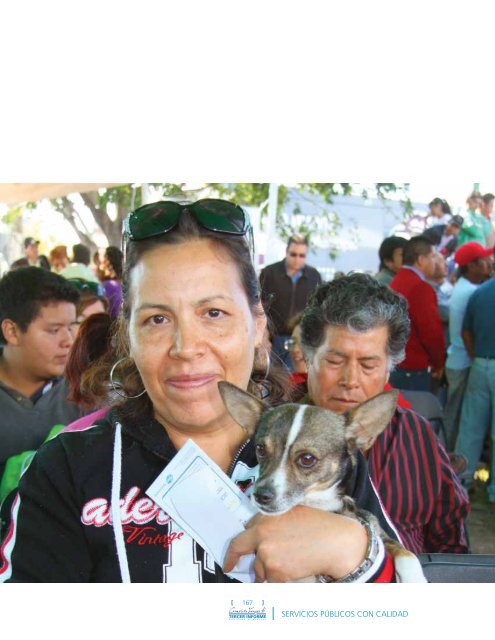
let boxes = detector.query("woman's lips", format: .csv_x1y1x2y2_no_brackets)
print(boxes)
166,374,218,390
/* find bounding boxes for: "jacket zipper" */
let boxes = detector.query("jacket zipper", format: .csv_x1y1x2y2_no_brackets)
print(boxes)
226,438,251,478
288,278,296,321
216,437,252,582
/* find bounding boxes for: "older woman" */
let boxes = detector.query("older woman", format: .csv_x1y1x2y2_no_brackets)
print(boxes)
1,200,396,583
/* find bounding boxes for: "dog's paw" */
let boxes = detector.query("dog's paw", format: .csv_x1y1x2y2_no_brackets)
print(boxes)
393,555,428,583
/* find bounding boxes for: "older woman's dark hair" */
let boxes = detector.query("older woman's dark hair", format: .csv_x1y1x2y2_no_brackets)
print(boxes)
300,273,410,371
85,207,292,420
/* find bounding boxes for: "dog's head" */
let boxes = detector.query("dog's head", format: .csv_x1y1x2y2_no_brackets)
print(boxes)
218,381,398,515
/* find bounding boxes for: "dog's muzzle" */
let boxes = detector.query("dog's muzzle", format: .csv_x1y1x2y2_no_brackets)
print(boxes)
253,486,275,507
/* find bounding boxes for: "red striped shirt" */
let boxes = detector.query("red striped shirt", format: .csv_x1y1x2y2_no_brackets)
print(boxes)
368,406,470,554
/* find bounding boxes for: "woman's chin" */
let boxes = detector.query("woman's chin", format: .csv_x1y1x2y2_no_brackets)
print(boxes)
155,398,231,432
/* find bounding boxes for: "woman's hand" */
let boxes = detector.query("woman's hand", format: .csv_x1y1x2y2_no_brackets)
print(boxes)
223,506,368,582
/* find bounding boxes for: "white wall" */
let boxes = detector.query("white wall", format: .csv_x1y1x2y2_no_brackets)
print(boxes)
256,190,429,279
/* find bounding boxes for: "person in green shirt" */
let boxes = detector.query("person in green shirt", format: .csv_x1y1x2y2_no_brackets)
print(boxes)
457,191,492,248
480,193,495,248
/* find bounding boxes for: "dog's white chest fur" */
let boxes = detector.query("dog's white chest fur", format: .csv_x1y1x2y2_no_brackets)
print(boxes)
302,483,343,512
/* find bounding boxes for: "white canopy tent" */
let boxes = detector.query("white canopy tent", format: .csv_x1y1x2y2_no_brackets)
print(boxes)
0,183,125,205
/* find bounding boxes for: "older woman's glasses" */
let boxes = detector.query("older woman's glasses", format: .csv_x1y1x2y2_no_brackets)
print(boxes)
123,199,250,241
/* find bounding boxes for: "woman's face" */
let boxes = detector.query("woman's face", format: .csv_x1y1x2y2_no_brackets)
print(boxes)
429,203,442,217
101,254,114,278
128,239,266,435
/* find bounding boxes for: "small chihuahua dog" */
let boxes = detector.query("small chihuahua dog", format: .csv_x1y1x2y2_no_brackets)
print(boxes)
218,381,426,583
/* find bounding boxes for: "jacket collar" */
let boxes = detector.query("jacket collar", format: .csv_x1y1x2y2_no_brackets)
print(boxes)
111,405,258,470
112,405,178,463
401,265,426,281
275,258,308,278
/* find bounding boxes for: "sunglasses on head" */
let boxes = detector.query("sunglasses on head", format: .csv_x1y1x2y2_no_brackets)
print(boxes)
123,198,251,241
68,278,105,297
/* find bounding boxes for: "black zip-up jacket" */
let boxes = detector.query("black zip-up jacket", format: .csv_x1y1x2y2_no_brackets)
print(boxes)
259,260,322,336
1,408,397,583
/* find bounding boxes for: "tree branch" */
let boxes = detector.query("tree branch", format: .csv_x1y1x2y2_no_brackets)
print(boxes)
52,197,98,253
80,192,113,239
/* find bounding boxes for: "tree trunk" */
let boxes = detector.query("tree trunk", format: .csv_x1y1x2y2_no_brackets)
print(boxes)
53,197,99,254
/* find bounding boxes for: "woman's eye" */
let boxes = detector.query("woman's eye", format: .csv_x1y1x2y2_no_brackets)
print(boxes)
296,453,318,469
326,360,342,366
149,315,166,325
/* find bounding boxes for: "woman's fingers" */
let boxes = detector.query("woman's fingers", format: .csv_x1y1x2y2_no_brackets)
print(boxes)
223,527,257,574
253,556,266,583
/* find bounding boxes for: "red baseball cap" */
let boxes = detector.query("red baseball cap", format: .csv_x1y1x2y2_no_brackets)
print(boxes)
454,241,493,266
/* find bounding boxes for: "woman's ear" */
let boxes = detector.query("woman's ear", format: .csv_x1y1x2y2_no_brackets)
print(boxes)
1,319,21,346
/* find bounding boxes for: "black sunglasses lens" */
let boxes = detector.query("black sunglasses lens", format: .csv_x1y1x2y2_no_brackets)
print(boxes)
128,202,181,240
192,199,248,234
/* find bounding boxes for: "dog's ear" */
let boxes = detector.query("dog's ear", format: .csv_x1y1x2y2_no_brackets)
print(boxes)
344,389,398,452
218,381,265,437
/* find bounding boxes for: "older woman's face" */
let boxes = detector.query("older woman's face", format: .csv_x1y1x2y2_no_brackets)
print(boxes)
307,325,390,414
128,239,266,434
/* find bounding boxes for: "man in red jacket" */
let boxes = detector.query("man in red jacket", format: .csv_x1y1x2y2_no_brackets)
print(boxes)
389,235,446,391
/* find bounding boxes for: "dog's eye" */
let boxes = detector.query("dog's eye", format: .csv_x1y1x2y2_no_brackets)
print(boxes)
255,444,266,458
296,453,317,468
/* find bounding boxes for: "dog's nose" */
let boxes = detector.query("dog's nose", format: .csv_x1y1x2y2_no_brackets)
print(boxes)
253,487,274,505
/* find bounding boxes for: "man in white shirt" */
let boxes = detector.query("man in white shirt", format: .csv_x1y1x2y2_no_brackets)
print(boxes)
444,242,493,451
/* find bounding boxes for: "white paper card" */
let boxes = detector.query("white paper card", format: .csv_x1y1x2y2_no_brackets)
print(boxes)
146,439,258,582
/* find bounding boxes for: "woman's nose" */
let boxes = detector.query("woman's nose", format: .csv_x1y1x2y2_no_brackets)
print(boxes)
168,322,204,359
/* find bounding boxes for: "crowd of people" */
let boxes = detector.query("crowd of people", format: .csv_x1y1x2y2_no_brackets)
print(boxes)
0,192,493,583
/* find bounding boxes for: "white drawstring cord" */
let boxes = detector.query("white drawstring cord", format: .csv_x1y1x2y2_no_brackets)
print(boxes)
112,422,131,583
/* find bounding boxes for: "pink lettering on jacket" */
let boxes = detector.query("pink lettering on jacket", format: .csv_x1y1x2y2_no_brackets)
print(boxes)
81,487,172,528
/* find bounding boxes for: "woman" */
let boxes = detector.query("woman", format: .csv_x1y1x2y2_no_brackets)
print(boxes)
0,200,397,583
428,197,452,225
99,246,123,318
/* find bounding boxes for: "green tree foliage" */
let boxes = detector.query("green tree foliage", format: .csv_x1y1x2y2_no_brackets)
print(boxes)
14,183,411,257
